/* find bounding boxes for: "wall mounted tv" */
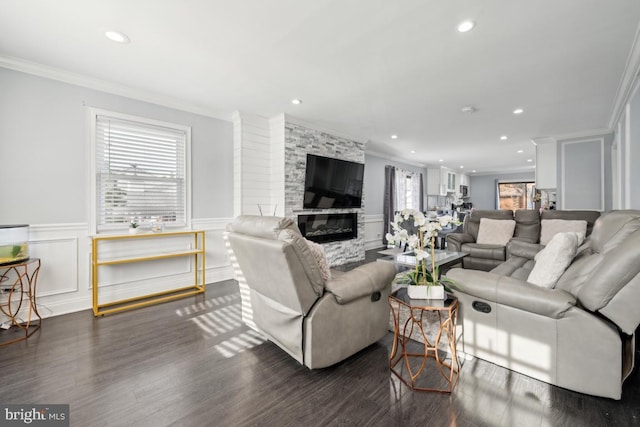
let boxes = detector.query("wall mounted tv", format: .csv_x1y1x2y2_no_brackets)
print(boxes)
303,154,364,209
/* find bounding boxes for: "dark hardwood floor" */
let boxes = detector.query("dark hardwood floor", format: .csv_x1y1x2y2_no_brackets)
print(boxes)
1,251,639,426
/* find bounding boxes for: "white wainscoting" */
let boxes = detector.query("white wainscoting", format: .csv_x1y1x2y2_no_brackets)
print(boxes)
0,219,234,321
364,214,385,251
191,217,235,284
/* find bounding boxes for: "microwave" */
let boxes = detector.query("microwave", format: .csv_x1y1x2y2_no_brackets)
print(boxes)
460,185,469,197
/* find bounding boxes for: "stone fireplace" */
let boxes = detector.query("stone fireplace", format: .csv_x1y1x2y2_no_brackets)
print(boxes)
285,121,365,266
297,213,357,244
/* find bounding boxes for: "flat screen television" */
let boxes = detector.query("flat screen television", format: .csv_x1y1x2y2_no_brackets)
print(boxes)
303,154,364,209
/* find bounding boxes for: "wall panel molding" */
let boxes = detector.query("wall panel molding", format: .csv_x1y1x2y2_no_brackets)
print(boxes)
560,138,605,211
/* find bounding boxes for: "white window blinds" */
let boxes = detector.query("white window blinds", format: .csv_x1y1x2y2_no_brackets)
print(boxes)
94,114,188,232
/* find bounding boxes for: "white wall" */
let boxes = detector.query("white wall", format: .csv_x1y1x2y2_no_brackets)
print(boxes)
468,172,536,210
0,68,235,319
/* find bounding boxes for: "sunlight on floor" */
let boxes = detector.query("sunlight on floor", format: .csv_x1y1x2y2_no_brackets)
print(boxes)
184,300,268,358
212,329,267,358
174,293,240,317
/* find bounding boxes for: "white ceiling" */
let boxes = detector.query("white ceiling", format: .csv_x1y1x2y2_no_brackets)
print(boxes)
2,0,640,174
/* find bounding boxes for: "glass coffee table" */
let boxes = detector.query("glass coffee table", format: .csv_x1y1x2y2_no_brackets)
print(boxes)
377,250,467,290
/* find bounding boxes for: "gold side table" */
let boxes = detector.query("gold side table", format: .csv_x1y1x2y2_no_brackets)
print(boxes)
0,258,42,346
388,288,460,392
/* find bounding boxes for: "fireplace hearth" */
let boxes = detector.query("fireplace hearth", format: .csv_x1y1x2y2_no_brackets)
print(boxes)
297,213,357,244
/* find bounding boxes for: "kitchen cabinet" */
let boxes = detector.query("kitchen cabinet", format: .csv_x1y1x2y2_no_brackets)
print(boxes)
427,167,456,196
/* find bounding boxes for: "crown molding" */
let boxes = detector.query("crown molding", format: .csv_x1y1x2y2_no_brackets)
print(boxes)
365,150,428,168
608,23,640,129
0,55,232,122
470,165,536,177
533,127,612,143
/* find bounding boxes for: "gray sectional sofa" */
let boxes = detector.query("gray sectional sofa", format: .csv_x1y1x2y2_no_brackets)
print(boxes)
446,210,640,399
447,209,601,271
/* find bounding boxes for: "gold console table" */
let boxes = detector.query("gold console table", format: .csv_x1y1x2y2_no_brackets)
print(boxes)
91,230,205,316
0,258,42,346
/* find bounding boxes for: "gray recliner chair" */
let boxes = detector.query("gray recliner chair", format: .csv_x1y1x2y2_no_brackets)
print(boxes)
447,209,515,271
227,215,396,369
446,210,640,399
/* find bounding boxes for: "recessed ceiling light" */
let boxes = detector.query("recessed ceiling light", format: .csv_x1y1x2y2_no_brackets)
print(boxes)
500,135,508,141
410,150,416,154
513,108,524,115
527,159,533,162
291,99,302,105
439,159,444,163
472,170,477,173
105,30,130,43
517,149,524,153
457,21,475,33
391,134,398,139
459,165,464,169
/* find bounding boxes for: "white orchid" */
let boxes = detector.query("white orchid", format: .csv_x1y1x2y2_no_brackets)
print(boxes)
407,234,420,249
386,208,461,287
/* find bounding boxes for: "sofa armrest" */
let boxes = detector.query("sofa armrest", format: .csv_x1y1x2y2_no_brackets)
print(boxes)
507,239,544,260
446,268,576,319
325,261,396,304
446,233,475,252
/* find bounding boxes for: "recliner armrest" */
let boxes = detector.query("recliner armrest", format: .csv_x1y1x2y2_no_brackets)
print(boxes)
325,261,396,304
447,233,475,252
507,239,544,259
446,268,576,319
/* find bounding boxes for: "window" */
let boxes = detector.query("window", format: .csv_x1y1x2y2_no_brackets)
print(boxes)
497,181,536,210
90,109,191,233
405,175,414,209
393,168,422,211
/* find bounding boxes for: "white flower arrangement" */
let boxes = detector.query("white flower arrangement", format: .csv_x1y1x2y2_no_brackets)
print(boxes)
386,208,460,287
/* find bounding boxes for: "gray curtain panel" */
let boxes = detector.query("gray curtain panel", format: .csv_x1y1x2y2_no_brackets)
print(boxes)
383,165,396,245
419,172,424,212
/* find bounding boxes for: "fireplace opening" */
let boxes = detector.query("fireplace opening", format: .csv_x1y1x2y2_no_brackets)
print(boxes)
297,213,357,244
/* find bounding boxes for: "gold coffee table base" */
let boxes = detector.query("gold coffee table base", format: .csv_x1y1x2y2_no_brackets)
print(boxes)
389,289,460,393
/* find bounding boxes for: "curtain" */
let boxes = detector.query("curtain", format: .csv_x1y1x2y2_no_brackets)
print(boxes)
383,166,423,245
383,166,396,245
395,168,407,211
419,172,424,211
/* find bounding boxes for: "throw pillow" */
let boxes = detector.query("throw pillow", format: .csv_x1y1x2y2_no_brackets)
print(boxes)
305,239,332,282
527,232,580,288
540,219,587,245
475,218,516,246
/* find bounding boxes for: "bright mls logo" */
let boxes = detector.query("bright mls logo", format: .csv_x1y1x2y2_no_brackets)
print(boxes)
1,405,69,426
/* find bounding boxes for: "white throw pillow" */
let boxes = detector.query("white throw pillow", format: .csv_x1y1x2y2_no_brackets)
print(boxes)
305,239,332,282
540,219,587,245
475,218,516,246
527,232,580,288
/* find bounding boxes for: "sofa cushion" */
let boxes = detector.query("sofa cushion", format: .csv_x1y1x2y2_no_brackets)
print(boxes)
514,209,541,243
465,210,514,240
528,232,580,288
476,218,516,246
492,256,535,281
305,239,331,282
540,219,587,245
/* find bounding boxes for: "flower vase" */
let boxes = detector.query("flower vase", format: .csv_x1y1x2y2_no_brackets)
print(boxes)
407,284,446,300
129,227,140,235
